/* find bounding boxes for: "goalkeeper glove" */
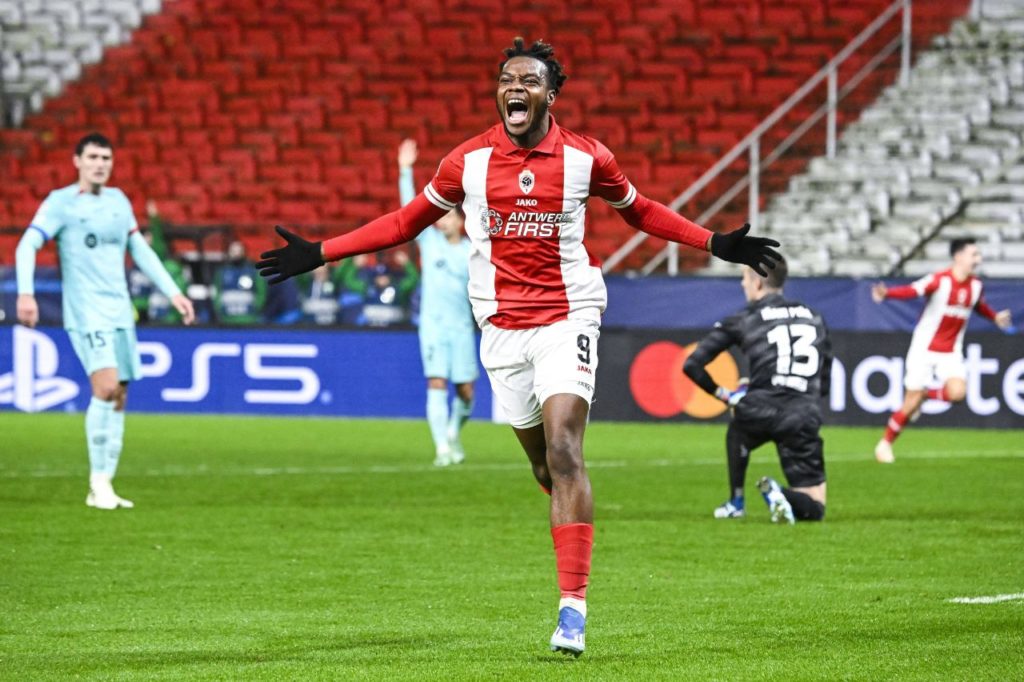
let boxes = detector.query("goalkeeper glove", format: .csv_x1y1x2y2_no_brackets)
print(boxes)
710,224,782,277
715,382,749,407
257,225,324,284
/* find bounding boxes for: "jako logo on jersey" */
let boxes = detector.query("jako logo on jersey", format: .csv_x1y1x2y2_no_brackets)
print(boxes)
515,198,538,207
518,169,535,195
141,342,321,404
0,326,80,412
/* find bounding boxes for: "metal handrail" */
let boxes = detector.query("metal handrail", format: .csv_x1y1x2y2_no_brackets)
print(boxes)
0,26,8,128
602,0,914,275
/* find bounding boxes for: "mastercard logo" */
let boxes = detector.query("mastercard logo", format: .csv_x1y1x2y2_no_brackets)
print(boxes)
629,341,739,419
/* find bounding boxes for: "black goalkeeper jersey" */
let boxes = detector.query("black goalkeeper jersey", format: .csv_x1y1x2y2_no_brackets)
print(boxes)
687,293,833,400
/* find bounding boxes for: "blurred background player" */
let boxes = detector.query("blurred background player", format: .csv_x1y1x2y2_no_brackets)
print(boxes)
397,138,477,466
257,38,780,656
15,132,195,509
684,257,831,524
871,238,1013,463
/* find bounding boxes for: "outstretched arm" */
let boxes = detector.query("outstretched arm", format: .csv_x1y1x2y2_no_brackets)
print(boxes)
618,195,781,275
616,193,712,251
592,143,780,274
876,283,919,300
875,273,938,302
258,194,448,284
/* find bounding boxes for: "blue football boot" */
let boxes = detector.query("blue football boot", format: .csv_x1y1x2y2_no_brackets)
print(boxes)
550,605,586,657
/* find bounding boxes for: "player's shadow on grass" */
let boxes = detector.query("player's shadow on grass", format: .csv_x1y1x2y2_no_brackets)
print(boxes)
534,654,586,664
80,634,441,670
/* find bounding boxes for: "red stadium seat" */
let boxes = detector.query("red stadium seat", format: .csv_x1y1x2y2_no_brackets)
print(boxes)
0,0,971,262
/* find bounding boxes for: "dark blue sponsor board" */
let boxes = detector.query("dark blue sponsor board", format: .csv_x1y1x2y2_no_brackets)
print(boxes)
2,325,1021,427
0,325,491,418
592,329,1024,428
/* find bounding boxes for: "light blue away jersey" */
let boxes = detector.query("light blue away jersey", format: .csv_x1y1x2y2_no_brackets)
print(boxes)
29,184,163,331
400,169,474,334
416,227,474,333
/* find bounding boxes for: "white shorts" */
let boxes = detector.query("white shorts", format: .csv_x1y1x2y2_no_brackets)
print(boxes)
904,349,966,391
480,317,600,429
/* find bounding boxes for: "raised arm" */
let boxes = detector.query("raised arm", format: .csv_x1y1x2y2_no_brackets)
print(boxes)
397,139,418,208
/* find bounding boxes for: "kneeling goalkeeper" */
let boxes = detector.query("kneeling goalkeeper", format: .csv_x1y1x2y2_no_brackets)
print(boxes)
683,257,832,523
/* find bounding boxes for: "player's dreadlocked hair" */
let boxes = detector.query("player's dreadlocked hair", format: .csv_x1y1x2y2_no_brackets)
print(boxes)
499,37,568,94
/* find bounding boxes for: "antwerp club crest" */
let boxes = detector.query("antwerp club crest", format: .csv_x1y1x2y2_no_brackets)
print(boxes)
518,169,535,195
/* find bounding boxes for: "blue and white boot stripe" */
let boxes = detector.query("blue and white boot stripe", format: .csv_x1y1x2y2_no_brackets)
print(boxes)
550,604,586,656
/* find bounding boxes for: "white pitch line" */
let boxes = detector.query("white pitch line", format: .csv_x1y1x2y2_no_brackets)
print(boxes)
948,593,1024,604
0,449,1021,480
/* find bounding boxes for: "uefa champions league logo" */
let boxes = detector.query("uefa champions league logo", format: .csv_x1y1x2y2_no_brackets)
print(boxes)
0,327,79,412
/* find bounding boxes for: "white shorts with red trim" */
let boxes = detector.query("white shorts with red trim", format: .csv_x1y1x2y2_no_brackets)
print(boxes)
480,316,600,429
904,349,966,391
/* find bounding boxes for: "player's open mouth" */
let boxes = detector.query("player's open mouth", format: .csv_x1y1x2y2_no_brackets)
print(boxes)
506,98,529,125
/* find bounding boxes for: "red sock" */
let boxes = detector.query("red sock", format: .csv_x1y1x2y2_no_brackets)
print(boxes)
927,387,949,401
551,523,593,601
884,410,908,443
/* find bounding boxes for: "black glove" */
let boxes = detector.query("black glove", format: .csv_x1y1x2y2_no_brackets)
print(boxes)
257,225,324,284
710,223,781,276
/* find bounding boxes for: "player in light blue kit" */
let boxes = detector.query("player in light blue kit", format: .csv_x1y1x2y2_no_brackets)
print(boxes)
397,139,478,466
16,133,195,509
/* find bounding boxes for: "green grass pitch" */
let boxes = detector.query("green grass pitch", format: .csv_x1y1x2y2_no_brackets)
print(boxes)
1,412,1021,680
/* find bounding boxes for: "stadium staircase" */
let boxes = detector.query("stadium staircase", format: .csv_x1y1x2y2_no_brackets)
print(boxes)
750,0,1024,278
0,0,969,269
0,0,162,125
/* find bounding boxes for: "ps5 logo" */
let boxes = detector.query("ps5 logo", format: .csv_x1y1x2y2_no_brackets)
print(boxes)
0,327,80,412
138,341,321,404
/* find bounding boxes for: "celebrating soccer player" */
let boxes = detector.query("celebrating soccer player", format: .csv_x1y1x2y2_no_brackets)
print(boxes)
16,133,195,509
684,258,832,524
258,38,781,656
397,139,478,467
871,238,1013,463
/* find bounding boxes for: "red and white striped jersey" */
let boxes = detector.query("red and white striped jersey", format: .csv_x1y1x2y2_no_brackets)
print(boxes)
423,117,636,330
900,269,988,354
